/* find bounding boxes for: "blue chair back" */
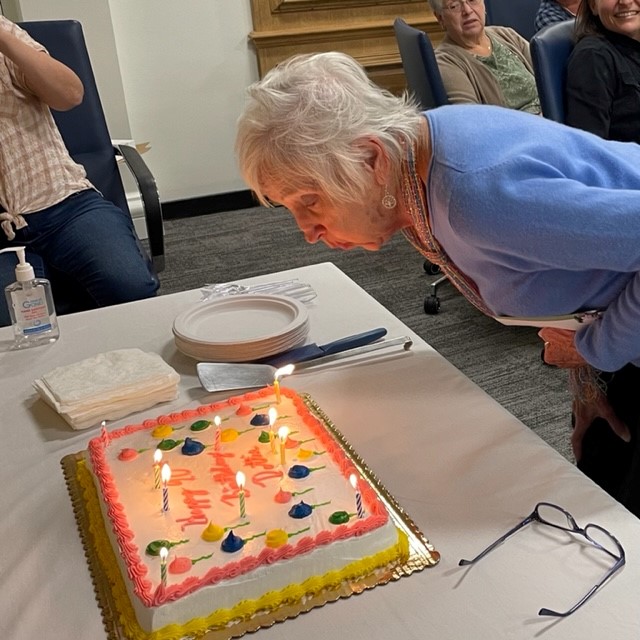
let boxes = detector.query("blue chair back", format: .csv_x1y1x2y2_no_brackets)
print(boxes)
18,20,129,217
484,0,541,41
394,18,450,109
530,19,575,123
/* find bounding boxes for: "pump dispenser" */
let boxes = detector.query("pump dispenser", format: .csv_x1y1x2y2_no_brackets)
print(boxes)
1,246,59,348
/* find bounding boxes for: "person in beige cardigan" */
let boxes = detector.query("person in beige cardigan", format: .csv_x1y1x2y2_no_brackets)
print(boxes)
427,0,540,113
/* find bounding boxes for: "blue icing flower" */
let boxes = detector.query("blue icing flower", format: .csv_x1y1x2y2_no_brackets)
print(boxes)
288,464,310,479
250,413,270,426
221,530,245,553
288,501,313,519
181,437,205,456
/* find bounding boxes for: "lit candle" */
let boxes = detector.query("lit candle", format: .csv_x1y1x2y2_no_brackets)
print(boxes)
214,415,222,452
349,473,365,519
236,470,247,519
160,546,168,587
278,426,290,467
268,407,277,455
273,364,295,404
100,420,109,446
153,449,163,489
161,463,171,513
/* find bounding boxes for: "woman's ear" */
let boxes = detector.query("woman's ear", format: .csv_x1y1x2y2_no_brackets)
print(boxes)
354,137,390,186
587,0,598,16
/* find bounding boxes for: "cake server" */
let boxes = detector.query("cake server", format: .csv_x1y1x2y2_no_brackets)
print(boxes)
256,327,387,367
197,335,413,393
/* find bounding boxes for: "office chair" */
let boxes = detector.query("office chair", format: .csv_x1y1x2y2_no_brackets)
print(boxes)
394,18,450,313
484,0,541,41
19,20,165,273
530,20,576,123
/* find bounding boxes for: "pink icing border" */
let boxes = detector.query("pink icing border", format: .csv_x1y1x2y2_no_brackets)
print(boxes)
88,387,388,608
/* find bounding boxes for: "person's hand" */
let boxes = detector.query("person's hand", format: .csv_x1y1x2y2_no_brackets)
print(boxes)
538,327,586,368
571,388,631,461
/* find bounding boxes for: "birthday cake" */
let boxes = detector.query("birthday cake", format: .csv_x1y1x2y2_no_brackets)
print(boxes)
80,387,408,640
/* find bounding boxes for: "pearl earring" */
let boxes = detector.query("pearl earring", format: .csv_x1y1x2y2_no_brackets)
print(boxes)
382,186,397,209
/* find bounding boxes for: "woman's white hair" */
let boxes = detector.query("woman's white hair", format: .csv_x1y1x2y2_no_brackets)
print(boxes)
236,51,424,206
427,0,443,12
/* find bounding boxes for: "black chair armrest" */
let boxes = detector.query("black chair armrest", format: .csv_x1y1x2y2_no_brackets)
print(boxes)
116,144,165,272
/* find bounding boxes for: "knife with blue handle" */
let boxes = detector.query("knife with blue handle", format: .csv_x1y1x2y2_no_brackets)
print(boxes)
257,327,387,368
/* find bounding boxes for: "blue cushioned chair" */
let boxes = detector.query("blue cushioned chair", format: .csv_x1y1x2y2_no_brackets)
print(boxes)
485,0,541,41
530,19,576,123
19,20,165,272
394,18,450,313
394,18,450,110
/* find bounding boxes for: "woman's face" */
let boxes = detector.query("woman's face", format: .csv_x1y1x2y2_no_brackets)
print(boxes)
262,181,407,251
589,0,640,40
436,0,486,44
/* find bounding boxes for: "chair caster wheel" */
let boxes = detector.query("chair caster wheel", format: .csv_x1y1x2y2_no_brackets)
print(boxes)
424,296,441,314
423,260,441,276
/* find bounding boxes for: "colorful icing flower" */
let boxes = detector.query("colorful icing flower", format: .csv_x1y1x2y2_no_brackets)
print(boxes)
235,403,252,416
287,464,326,479
117,447,150,461
221,427,253,442
190,419,211,432
220,529,266,553
201,520,250,542
145,538,189,556
296,448,326,460
285,436,315,450
181,437,206,456
287,500,330,519
265,527,310,548
151,424,174,439
274,487,314,504
250,413,270,426
257,431,271,443
328,511,357,525
168,553,213,574
156,438,184,451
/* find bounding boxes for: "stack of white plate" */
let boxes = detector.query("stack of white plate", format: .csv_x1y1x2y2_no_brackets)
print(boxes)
172,294,310,362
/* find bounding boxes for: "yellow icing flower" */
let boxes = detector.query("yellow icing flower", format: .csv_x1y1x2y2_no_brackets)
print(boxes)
152,424,173,439
265,529,289,548
201,522,224,542
297,448,313,460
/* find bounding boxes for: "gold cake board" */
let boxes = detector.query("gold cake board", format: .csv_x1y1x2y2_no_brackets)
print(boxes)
61,394,440,640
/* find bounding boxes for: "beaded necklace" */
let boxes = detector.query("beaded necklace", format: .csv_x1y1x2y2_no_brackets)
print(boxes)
400,142,494,316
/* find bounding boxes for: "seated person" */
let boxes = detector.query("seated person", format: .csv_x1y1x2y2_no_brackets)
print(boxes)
427,0,540,113
0,17,159,327
535,0,579,32
565,0,640,144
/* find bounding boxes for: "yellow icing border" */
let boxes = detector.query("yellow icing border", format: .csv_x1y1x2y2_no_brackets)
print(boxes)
77,459,409,640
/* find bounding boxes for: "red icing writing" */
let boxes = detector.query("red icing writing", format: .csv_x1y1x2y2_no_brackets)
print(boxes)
175,488,212,531
241,446,275,470
167,468,195,486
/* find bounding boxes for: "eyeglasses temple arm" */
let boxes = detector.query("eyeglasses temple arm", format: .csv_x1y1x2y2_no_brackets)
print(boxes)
458,516,534,566
538,556,625,617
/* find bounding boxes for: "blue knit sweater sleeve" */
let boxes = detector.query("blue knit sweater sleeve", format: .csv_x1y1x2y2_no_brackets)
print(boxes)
424,105,640,371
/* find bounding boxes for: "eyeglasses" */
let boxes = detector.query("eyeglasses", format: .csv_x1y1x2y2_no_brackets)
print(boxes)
458,502,625,617
442,0,482,13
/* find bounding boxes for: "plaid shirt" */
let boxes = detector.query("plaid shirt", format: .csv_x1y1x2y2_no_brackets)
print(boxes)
0,17,92,240
534,1,574,32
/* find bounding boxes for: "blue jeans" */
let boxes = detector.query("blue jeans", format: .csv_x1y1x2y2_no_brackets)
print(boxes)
0,189,159,326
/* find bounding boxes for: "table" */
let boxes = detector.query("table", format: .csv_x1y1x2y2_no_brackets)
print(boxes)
1,262,639,639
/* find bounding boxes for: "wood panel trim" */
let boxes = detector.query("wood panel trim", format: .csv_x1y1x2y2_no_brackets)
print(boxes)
269,0,423,12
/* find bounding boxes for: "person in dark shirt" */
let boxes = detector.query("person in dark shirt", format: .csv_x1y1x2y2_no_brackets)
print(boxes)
535,0,579,32
565,0,640,143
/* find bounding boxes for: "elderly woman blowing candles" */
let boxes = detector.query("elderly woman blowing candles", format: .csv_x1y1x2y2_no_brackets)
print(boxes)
236,51,640,517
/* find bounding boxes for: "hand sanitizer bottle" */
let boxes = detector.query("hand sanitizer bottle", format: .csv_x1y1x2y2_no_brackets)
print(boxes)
1,246,59,348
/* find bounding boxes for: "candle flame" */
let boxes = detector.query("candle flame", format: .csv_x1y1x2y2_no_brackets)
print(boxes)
277,426,290,442
236,470,246,488
159,546,168,561
349,473,358,490
214,415,221,427
268,407,277,426
161,463,171,483
274,364,295,381
153,449,163,464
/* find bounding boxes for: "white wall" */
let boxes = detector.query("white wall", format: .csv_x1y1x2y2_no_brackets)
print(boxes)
15,0,258,203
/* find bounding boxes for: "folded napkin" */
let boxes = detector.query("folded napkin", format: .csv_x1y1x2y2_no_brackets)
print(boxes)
34,348,180,430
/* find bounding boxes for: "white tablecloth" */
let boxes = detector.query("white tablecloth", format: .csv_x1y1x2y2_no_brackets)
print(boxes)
1,262,638,639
